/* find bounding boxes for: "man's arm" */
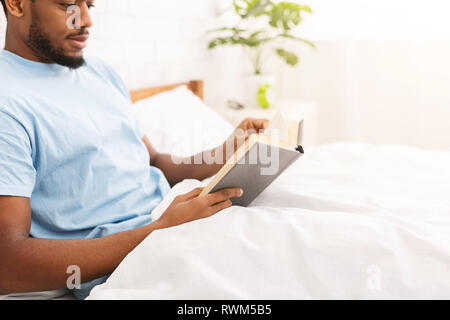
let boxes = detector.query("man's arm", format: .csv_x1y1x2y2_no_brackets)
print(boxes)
144,118,270,187
0,196,159,294
0,187,242,294
143,136,222,187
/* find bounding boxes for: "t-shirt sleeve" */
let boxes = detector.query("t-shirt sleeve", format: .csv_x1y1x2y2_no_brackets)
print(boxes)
0,110,36,197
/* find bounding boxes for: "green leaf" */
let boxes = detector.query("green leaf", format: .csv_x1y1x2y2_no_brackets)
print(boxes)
206,27,246,34
275,48,299,66
208,28,274,50
267,2,312,31
279,33,316,49
233,0,272,18
208,37,233,49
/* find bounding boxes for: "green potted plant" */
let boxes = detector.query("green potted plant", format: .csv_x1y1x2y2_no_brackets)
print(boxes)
208,0,315,109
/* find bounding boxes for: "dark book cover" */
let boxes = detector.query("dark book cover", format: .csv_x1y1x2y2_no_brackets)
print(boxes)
209,142,304,207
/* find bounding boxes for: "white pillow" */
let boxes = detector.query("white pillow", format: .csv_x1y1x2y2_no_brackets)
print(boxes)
131,86,234,157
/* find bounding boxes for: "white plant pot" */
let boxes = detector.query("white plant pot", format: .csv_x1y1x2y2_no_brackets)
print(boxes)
239,74,277,109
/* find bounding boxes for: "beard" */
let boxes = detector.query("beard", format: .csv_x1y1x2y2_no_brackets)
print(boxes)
27,8,85,70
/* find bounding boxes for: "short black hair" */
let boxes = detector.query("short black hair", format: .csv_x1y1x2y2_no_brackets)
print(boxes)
1,0,7,17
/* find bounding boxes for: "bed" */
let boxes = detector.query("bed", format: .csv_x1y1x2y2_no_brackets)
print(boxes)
83,80,450,300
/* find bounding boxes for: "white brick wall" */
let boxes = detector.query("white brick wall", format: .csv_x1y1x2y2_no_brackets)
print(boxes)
0,0,241,108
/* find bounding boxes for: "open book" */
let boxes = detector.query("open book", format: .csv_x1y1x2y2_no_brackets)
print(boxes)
200,111,305,207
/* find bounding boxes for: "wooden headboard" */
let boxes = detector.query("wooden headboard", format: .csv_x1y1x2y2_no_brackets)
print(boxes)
130,80,204,103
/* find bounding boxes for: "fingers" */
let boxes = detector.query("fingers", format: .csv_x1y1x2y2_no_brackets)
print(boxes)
261,119,270,130
161,187,237,229
176,187,204,202
237,118,270,135
206,188,243,206
251,118,270,130
229,133,250,151
207,199,233,216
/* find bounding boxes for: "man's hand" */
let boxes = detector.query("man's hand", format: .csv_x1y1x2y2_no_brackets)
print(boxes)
143,118,270,186
154,187,243,230
235,118,271,133
221,118,271,162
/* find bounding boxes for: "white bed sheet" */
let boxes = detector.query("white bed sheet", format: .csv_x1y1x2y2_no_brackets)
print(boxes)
87,142,450,300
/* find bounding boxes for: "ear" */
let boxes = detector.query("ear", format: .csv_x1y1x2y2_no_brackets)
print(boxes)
5,0,25,18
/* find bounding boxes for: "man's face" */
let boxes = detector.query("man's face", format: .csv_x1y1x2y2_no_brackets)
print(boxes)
26,0,94,69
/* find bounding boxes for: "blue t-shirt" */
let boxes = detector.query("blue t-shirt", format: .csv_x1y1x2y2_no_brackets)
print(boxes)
0,50,171,239
0,49,172,296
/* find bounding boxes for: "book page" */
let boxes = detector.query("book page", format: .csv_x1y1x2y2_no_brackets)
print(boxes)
264,110,303,147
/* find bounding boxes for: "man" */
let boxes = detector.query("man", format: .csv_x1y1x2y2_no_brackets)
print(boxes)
0,0,269,299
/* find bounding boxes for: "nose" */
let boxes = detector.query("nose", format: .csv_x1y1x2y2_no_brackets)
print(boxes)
79,2,93,29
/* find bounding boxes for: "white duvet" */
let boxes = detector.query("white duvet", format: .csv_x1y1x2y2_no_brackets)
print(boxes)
88,142,450,300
